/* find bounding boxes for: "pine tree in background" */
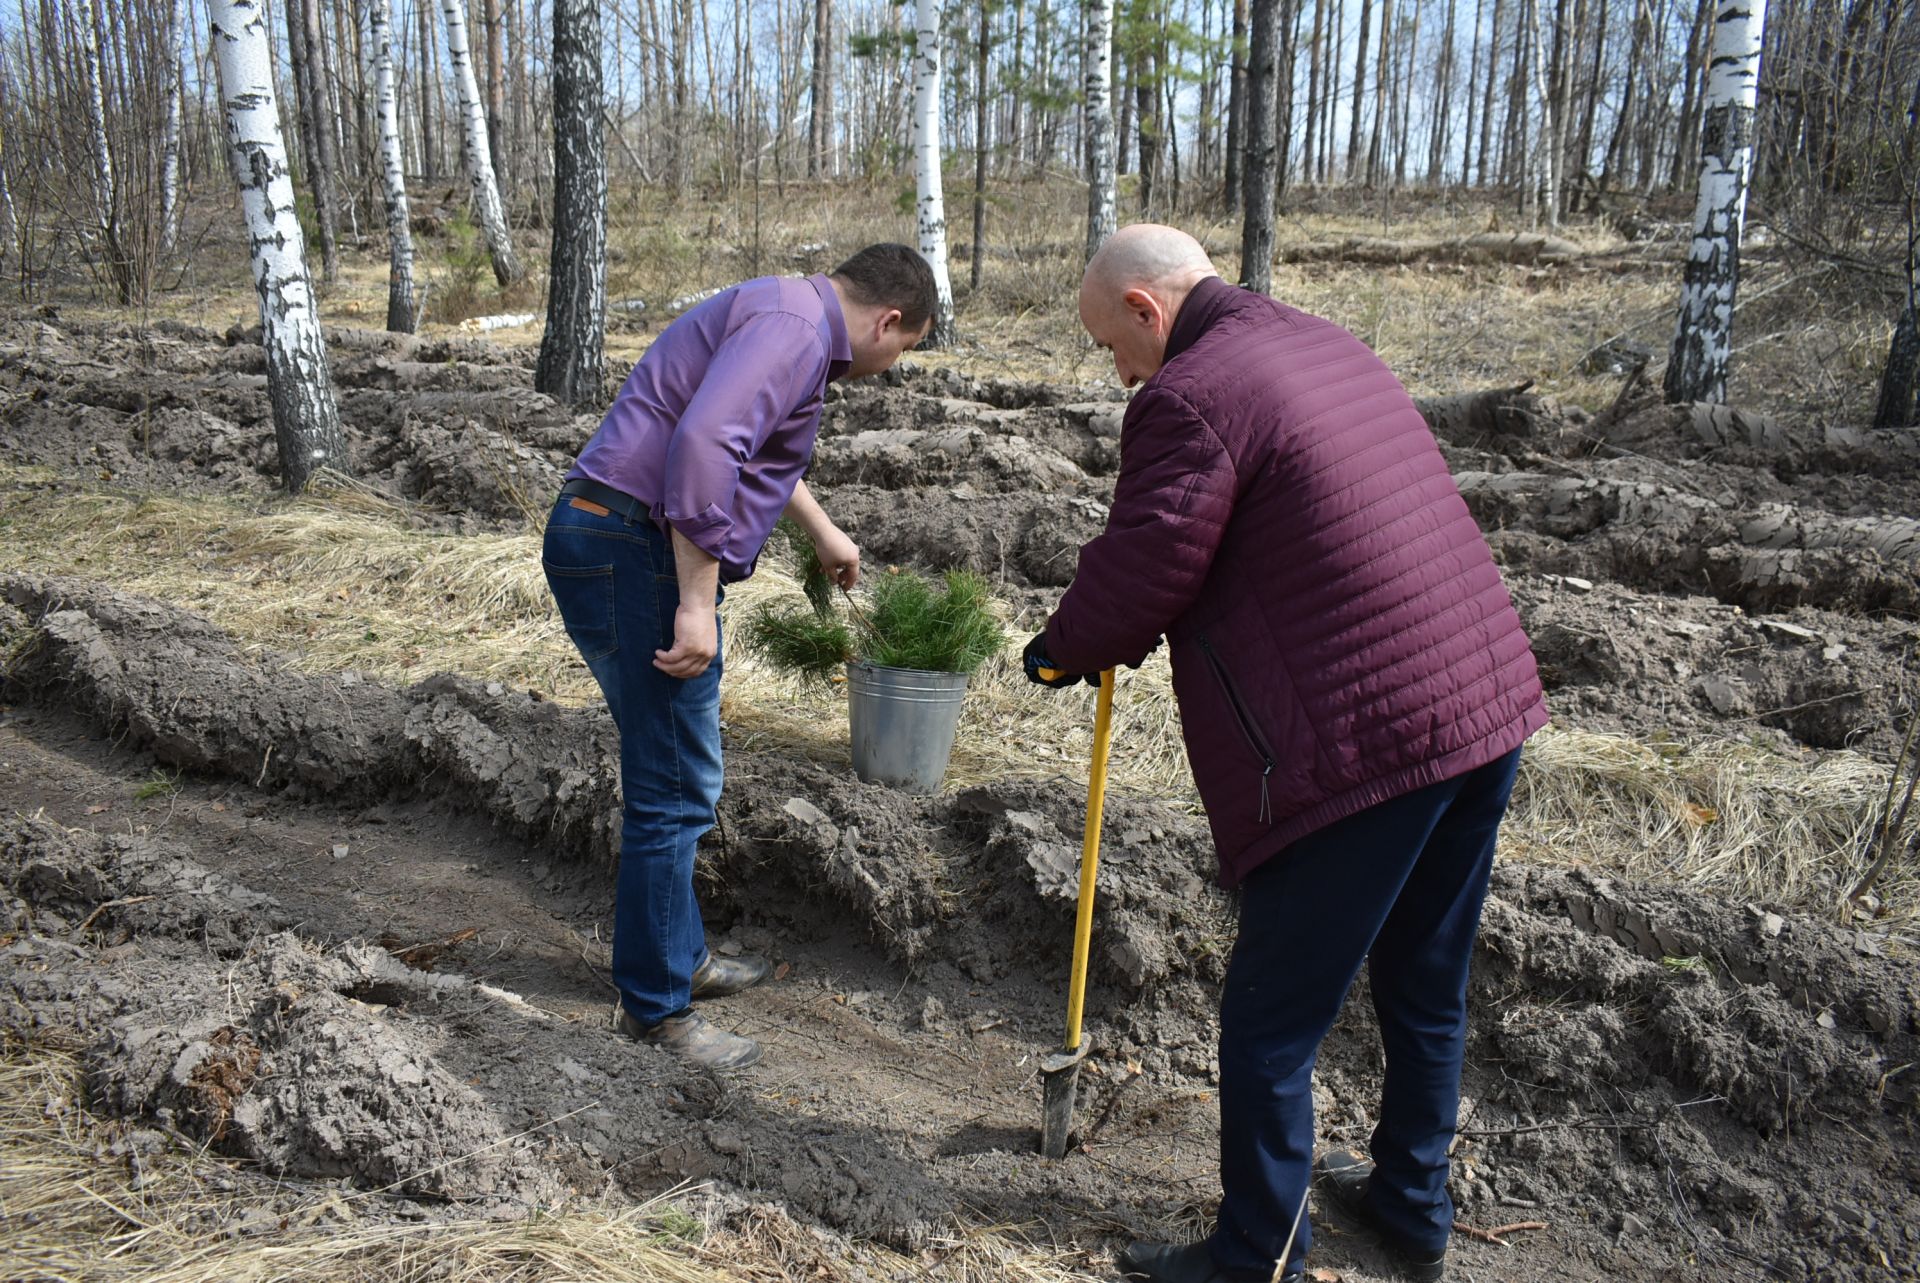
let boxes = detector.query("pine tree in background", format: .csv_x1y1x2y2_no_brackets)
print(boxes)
536,0,608,407
1239,0,1277,292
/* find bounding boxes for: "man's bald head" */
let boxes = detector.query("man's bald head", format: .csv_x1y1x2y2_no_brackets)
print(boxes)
1078,225,1220,388
1083,224,1218,300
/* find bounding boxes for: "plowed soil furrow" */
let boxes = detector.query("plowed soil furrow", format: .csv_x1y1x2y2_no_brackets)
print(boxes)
4,314,1919,1281
3,582,1917,1281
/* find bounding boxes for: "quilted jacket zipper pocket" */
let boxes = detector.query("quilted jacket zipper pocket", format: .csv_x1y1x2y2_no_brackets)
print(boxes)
1198,635,1277,824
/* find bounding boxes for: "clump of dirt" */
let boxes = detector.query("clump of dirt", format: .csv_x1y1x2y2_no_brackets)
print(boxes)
1,814,549,1203
2,573,623,858
1443,865,1920,1278
1478,866,1918,1127
824,486,1110,587
1511,576,1918,754
825,382,1125,478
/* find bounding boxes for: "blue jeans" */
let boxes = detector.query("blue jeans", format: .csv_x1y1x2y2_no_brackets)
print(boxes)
543,497,723,1027
1208,748,1523,1277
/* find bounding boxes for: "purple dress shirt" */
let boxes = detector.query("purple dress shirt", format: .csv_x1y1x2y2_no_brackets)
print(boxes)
568,273,852,582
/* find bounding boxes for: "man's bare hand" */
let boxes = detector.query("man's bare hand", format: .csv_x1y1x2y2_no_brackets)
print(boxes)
813,525,861,590
654,602,719,678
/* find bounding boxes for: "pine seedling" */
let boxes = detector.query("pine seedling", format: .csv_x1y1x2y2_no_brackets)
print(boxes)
738,602,857,682
861,569,1005,675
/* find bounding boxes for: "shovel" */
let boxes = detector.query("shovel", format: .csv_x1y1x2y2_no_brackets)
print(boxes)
1039,666,1117,1159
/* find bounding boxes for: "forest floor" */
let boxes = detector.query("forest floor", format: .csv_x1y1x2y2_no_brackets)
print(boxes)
1,188,1916,1283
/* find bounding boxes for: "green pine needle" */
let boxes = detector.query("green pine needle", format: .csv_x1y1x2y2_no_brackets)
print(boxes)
742,533,1006,679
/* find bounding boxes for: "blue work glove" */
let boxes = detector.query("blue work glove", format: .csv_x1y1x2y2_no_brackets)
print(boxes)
1023,632,1094,688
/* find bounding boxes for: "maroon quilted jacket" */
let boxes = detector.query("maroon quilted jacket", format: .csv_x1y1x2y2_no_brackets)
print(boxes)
1044,277,1546,886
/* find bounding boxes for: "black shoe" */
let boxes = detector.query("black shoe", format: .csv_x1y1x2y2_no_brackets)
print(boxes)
690,950,772,1000
1314,1149,1447,1282
1115,1241,1298,1283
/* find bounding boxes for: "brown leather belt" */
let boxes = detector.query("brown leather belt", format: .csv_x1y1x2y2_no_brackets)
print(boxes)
558,476,649,523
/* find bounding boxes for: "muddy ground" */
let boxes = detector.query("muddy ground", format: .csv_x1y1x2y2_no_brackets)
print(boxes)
3,314,1919,1281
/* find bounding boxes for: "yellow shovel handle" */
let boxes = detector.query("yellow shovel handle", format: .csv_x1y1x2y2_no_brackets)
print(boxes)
1063,669,1117,1052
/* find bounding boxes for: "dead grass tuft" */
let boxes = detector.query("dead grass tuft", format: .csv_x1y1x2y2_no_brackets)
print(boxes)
1507,728,1913,917
0,1034,1110,1283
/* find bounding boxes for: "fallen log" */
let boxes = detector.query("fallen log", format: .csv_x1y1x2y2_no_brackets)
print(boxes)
1415,382,1549,447
1278,231,1584,266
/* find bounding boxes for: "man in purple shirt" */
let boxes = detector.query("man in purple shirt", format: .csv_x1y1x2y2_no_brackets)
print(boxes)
545,244,935,1069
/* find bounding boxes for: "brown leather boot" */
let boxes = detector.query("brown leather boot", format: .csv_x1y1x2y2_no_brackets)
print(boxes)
617,1008,762,1069
691,951,772,1000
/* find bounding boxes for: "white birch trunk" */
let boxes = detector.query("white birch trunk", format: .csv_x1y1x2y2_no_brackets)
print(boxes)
0,138,14,265
1527,0,1558,227
160,0,188,254
1085,0,1117,261
77,0,119,280
369,0,418,332
911,0,955,346
442,0,523,286
0,43,17,262
1665,0,1767,406
209,0,347,495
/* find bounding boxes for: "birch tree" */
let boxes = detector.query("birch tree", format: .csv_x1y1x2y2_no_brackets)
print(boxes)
209,0,347,495
911,0,955,346
1085,0,1117,260
443,0,524,286
536,0,607,407
1527,0,1558,226
369,0,417,332
159,0,187,254
1240,0,1278,293
76,0,127,301
1664,0,1767,406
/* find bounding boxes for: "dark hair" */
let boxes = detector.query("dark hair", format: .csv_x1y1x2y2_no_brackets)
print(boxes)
830,243,938,330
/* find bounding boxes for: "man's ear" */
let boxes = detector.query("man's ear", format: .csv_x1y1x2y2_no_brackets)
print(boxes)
1121,286,1159,329
876,306,904,337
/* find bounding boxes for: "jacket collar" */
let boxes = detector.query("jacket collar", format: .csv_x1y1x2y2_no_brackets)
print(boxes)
1162,274,1235,368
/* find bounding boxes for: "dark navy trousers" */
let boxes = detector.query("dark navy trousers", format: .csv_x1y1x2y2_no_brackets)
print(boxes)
1207,748,1522,1277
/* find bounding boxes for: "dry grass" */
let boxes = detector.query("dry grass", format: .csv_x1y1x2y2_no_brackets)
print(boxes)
1,464,1909,930
0,1035,1111,1283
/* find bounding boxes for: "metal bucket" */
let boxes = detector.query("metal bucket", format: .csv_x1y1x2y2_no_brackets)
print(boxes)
846,662,970,795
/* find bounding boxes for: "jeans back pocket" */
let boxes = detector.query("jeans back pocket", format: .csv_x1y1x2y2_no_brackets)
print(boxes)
544,562,618,663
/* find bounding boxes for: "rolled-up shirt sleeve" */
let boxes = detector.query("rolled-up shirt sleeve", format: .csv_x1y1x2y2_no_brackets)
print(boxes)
661,311,828,560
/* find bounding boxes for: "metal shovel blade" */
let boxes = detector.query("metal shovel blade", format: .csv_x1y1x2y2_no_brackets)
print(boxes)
1039,1035,1092,1159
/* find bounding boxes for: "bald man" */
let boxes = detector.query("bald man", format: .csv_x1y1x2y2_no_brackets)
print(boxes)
1025,226,1546,1283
